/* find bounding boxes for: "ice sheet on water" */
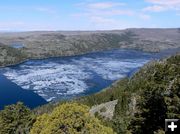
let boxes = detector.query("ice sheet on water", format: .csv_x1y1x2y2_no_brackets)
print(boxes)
2,50,152,102
3,64,90,101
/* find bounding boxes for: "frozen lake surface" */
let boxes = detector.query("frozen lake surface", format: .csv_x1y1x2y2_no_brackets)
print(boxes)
0,49,156,102
0,48,179,109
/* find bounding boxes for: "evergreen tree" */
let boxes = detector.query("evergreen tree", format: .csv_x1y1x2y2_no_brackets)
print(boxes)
129,84,167,134
0,102,35,134
128,55,180,134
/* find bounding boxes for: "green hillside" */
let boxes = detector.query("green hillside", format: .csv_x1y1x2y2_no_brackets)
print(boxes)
0,44,27,67
76,53,180,134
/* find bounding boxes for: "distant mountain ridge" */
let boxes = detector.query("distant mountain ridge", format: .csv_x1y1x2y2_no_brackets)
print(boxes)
0,28,180,67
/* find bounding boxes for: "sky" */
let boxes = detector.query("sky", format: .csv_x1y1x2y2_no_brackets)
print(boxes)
0,0,180,31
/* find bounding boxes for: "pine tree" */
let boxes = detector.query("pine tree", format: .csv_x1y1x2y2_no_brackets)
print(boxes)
0,102,35,134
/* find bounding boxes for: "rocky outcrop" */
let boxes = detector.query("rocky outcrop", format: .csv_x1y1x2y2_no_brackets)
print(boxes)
90,100,118,119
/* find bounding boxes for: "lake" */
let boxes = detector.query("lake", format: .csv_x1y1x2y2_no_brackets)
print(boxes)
0,49,179,109
10,43,24,48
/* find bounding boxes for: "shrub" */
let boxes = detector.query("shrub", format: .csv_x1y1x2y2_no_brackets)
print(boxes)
30,103,115,134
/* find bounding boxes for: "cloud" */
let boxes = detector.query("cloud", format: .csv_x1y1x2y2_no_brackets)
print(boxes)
144,0,180,12
35,7,57,14
0,21,25,31
146,0,180,6
74,1,135,19
143,5,167,12
90,16,116,24
73,9,135,17
73,1,133,27
87,2,126,9
139,14,151,20
72,1,151,29
0,21,58,31
0,6,57,14
103,9,135,16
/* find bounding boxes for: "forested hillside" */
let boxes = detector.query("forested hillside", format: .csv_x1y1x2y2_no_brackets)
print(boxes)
0,44,27,67
0,54,179,134
76,53,180,134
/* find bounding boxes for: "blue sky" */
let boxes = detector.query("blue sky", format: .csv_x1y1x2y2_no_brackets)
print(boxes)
0,0,180,31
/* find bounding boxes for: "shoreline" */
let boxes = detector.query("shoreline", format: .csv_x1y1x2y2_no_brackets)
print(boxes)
0,48,158,68
1,46,179,69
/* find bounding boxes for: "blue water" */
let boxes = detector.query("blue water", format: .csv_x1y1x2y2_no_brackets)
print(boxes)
0,74,47,110
0,48,179,109
10,43,24,48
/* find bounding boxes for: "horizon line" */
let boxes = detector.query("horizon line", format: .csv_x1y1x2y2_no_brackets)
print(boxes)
0,27,179,33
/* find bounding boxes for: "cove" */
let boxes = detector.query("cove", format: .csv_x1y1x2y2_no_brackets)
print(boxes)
0,74,47,110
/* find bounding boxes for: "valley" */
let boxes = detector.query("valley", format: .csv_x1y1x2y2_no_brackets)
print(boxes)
0,0,180,133
0,29,180,134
